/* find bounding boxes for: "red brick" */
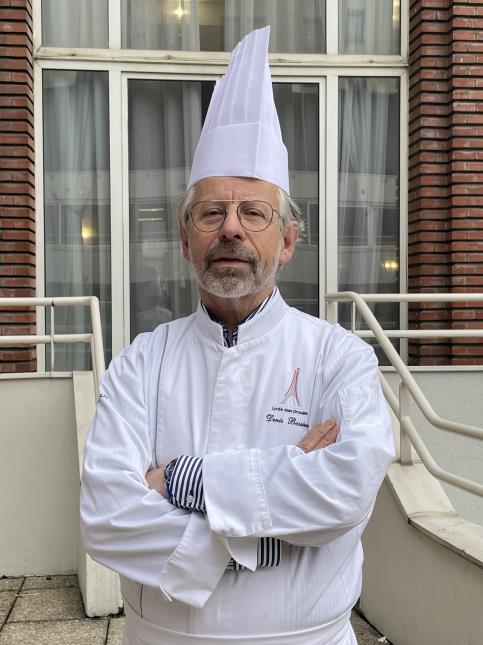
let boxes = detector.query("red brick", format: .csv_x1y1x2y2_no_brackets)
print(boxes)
0,217,34,230
0,253,35,265
0,45,32,58
452,345,483,356
0,229,35,242
452,17,483,29
0,8,27,20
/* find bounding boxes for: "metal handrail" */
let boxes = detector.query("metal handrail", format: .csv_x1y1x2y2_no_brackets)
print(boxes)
0,297,105,398
325,292,483,498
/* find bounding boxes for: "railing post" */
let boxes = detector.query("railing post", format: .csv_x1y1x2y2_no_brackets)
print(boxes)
399,381,412,465
325,298,337,324
90,297,105,395
50,302,55,374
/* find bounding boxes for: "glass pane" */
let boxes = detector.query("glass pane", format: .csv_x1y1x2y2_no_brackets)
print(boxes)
128,79,319,340
43,71,111,369
122,0,326,53
339,0,400,54
42,0,109,48
338,77,400,358
274,84,319,316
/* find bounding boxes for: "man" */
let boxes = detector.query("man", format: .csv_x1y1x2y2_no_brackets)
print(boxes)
81,27,394,645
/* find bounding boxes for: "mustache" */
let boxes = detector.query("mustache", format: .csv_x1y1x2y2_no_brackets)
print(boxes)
204,242,259,268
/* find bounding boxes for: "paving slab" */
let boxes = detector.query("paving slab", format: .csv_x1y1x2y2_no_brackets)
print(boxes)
0,591,16,626
8,587,85,623
351,611,391,644
0,619,108,645
0,578,23,592
23,575,78,590
107,616,126,644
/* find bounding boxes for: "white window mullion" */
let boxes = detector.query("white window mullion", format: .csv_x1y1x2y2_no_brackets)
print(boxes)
399,69,409,360
34,62,45,370
318,77,327,319
325,0,338,55
121,73,131,347
325,74,339,304
32,0,42,51
400,0,409,61
109,69,125,357
109,0,122,49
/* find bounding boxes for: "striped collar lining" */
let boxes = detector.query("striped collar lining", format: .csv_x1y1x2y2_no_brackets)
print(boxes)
201,289,276,348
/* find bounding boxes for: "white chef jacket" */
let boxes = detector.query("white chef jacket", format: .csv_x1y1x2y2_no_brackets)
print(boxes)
80,290,395,644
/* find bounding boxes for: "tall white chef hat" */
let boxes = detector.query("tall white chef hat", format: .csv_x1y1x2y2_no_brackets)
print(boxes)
188,26,290,195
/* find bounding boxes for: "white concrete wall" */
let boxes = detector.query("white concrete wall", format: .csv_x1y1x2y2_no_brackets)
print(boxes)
0,375,79,575
362,475,483,645
383,369,483,526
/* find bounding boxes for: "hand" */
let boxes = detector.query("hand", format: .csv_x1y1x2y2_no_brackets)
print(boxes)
145,467,168,498
297,418,339,453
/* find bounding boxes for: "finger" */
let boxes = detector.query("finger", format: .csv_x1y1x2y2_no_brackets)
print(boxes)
300,425,340,453
298,419,335,449
297,422,333,452
312,425,340,450
297,419,336,452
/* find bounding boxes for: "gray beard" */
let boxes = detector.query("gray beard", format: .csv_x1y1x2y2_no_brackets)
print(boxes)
190,241,280,299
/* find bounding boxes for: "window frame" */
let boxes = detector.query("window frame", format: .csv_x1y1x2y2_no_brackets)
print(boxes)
33,0,408,367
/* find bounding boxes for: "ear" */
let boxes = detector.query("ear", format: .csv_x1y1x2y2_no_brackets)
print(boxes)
179,222,191,262
278,221,299,266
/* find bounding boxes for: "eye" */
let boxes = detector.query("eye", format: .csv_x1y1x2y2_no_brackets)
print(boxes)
199,205,225,219
241,202,270,220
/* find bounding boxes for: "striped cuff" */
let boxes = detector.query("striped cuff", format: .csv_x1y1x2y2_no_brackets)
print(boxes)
167,456,205,512
226,538,281,571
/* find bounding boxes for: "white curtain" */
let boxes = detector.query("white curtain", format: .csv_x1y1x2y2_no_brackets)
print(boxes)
122,0,200,49
339,0,399,54
43,71,111,369
224,0,325,53
128,80,203,338
42,0,108,47
121,0,325,53
338,77,399,333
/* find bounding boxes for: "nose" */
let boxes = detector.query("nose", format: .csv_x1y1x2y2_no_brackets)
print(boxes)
218,204,246,240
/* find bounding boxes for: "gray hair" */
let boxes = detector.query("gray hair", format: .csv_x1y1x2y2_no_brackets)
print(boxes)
177,182,303,234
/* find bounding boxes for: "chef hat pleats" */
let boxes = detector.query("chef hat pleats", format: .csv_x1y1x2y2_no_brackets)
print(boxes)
188,26,290,195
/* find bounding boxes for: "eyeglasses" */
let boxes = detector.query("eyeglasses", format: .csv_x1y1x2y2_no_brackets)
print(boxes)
189,200,278,232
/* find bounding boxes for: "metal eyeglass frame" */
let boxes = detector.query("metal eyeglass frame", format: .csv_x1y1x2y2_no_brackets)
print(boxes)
189,200,279,232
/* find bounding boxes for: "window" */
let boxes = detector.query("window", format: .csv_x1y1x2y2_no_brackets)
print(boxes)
37,0,407,364
42,0,109,48
339,0,400,54
128,79,319,339
338,76,401,357
43,70,111,369
121,0,326,52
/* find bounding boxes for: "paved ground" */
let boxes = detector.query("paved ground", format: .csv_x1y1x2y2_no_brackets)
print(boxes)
0,575,390,644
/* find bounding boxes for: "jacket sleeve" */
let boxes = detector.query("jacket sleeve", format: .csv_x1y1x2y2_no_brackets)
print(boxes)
80,335,231,605
202,335,395,547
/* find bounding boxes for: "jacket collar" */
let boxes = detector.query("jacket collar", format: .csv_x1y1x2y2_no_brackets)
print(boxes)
194,288,288,346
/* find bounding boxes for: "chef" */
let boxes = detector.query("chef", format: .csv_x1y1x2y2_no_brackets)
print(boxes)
80,26,395,645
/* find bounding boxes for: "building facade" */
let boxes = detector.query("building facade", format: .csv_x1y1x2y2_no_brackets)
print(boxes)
0,0,482,372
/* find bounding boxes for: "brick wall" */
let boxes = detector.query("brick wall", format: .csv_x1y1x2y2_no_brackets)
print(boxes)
0,0,36,372
408,0,483,365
